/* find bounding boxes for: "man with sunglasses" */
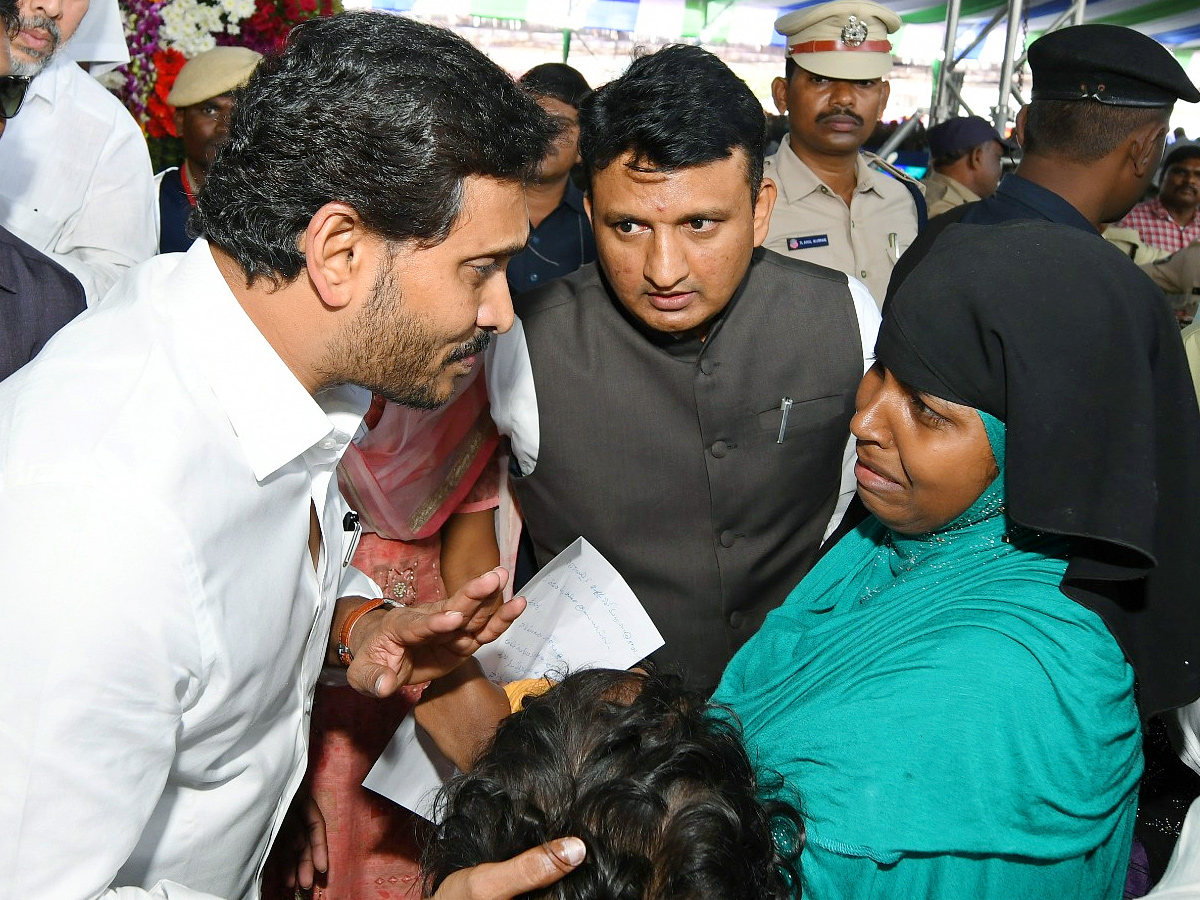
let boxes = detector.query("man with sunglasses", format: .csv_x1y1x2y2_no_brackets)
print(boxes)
0,0,84,380
0,0,156,304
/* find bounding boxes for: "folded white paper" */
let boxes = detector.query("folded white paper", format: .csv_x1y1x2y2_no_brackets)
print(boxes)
363,537,664,821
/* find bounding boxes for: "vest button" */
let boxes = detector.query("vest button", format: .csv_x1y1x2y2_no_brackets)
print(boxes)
699,358,714,375
710,440,727,458
719,529,736,548
728,610,745,628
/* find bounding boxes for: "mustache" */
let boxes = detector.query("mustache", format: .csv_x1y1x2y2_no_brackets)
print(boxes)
18,14,61,48
446,330,492,363
817,107,865,126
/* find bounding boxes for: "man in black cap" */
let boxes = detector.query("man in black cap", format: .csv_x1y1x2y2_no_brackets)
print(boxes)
887,23,1200,303
1115,143,1200,255
922,115,1014,217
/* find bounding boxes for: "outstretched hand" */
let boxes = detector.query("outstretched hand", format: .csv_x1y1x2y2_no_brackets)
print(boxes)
430,838,586,900
346,566,526,698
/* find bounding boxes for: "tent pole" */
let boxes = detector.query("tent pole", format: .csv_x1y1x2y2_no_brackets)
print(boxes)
994,0,1025,132
931,0,963,126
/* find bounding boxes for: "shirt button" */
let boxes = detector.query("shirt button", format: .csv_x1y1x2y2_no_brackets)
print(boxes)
719,529,736,548
531,235,540,245
319,437,338,450
710,440,727,458
729,610,745,628
699,358,714,375
860,270,868,279
530,273,539,283
820,185,830,194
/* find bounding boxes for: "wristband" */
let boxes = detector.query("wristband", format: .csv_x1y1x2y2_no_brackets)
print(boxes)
337,596,402,666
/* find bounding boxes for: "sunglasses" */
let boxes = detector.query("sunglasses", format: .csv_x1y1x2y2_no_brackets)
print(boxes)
0,75,30,119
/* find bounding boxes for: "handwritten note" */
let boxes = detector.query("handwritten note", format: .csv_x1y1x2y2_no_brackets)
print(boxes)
363,537,664,820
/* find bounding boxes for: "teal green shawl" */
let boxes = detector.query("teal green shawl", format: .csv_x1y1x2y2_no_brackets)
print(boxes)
713,413,1140,891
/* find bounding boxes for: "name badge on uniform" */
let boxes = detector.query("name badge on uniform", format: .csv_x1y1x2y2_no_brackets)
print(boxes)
786,234,829,251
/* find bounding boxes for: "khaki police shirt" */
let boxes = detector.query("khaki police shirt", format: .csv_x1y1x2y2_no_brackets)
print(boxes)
922,171,979,218
1141,241,1200,321
764,136,920,308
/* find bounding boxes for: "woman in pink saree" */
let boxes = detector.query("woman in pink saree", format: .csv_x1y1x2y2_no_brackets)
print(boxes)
281,368,504,899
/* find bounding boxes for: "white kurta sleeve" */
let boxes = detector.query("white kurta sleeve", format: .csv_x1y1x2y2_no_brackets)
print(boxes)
46,117,159,305
486,318,541,476
823,276,881,541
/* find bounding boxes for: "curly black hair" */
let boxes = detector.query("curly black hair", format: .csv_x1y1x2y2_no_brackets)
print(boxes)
194,12,557,285
423,668,803,900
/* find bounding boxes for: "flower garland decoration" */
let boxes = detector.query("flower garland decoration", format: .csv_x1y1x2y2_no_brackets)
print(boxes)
116,0,338,159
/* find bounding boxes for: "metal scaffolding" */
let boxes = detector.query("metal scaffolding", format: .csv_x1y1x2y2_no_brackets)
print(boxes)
928,0,1087,134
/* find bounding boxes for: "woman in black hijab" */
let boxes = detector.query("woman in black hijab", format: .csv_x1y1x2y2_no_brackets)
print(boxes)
715,220,1200,899
877,220,1200,719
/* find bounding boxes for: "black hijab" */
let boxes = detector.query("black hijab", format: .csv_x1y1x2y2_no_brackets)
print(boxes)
878,220,1200,718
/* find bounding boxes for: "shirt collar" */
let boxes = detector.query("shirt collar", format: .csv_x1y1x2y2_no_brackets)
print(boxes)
775,137,882,202
927,171,980,203
562,179,587,215
992,174,1097,234
160,240,369,481
1144,197,1174,222
25,53,68,108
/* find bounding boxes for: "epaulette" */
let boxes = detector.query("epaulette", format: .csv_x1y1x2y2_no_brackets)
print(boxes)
862,151,925,192
863,151,928,230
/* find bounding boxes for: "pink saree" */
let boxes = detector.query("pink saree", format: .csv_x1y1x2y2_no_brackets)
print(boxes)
264,368,500,900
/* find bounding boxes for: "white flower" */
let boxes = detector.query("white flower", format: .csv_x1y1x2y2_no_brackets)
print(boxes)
159,0,252,56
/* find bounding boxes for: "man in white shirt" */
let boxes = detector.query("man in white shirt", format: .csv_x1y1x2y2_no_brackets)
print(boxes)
0,14,558,900
488,45,879,691
0,0,156,304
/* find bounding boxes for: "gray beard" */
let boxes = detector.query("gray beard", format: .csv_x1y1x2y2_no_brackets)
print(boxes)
10,55,50,78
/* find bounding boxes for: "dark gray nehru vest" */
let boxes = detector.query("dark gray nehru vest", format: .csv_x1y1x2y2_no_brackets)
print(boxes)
514,249,862,689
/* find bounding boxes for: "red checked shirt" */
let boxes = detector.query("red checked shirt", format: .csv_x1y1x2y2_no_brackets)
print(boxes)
1116,197,1200,254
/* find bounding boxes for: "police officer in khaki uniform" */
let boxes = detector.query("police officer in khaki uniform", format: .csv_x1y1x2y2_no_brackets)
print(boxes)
764,0,923,308
1141,241,1200,322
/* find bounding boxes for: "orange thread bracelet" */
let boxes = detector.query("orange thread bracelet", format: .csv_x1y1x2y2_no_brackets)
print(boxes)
336,596,401,666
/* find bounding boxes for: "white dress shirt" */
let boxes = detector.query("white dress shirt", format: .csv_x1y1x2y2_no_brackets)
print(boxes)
0,241,376,900
488,272,881,541
0,54,158,305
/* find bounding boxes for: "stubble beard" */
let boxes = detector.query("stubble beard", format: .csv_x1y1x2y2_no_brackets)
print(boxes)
323,257,491,412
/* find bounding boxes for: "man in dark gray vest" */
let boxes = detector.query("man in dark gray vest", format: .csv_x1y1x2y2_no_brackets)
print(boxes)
488,44,879,690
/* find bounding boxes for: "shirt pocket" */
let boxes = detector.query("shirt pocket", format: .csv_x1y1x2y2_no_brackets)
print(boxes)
756,394,849,439
0,196,62,252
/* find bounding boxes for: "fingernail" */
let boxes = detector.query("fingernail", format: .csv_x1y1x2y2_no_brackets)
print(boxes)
551,837,586,866
373,673,388,695
444,611,464,619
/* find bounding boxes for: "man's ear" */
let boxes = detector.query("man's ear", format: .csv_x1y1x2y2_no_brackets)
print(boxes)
967,144,986,171
301,202,372,310
876,80,891,120
174,108,186,141
1014,106,1029,149
584,192,593,227
771,76,789,116
1130,124,1168,181
752,177,778,247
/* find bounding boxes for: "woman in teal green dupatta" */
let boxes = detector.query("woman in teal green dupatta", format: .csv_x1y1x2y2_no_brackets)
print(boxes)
714,222,1200,900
